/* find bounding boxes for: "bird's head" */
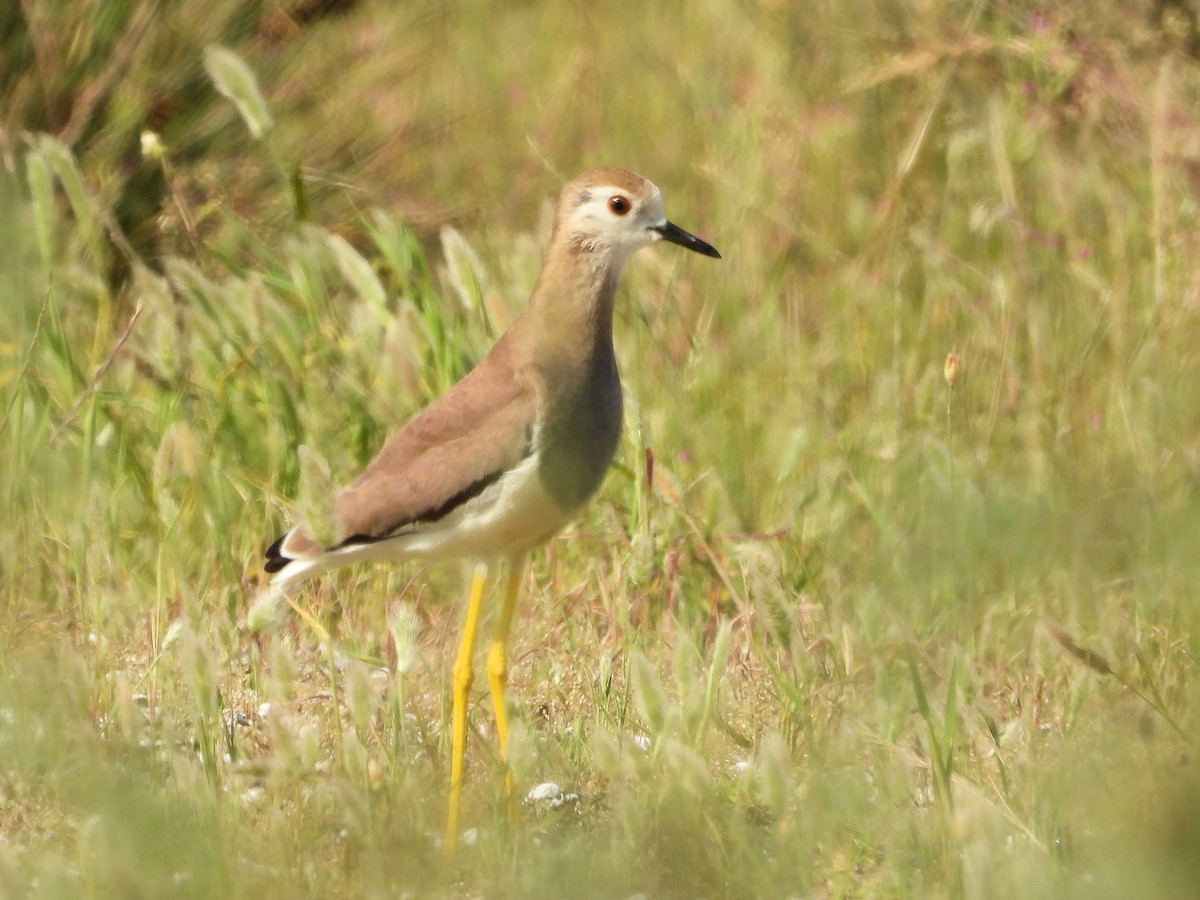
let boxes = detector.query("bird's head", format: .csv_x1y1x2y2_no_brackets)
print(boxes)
556,169,721,263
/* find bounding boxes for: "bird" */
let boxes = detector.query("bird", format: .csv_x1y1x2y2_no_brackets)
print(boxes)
260,168,720,853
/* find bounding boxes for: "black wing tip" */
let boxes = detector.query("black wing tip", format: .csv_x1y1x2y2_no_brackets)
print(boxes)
264,534,291,574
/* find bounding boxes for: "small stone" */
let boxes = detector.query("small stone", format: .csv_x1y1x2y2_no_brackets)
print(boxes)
524,781,580,810
241,786,266,807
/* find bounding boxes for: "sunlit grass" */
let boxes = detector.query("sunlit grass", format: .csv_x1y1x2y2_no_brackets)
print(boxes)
4,1,1200,897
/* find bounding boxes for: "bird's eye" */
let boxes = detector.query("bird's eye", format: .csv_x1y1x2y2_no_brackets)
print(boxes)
607,195,632,216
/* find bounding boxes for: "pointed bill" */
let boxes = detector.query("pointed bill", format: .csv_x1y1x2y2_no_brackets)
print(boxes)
653,220,721,258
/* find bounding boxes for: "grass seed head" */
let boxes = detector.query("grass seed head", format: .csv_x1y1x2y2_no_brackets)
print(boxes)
944,352,962,389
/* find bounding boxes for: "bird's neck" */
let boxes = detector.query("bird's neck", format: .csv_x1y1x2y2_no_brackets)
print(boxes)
524,244,625,367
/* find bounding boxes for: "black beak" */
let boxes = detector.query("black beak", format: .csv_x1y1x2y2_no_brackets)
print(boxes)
653,221,721,259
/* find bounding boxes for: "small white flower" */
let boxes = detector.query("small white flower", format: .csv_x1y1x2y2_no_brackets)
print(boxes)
140,130,165,160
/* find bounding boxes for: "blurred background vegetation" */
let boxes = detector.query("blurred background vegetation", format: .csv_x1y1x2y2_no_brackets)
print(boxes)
4,0,1200,896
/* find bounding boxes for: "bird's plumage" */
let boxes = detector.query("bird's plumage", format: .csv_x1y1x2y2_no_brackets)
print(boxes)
263,168,717,589
255,168,719,853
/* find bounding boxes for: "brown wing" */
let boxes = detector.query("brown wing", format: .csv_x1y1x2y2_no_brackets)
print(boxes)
332,350,538,544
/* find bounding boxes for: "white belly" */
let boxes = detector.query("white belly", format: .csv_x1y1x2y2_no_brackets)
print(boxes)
404,451,571,559
327,450,573,568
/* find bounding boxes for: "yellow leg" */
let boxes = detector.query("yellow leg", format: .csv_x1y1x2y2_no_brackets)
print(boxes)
445,563,488,856
486,555,526,825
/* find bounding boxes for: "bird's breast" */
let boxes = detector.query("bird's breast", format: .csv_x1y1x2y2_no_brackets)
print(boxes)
536,352,623,514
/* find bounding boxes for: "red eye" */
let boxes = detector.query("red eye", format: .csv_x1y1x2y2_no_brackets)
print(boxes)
608,195,631,216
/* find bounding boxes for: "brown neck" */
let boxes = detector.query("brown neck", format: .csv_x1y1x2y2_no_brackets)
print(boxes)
521,242,624,373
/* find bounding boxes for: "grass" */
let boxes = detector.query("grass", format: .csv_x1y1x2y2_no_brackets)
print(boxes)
4,0,1200,896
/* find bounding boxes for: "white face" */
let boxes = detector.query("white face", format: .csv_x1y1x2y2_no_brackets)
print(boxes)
566,183,667,258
